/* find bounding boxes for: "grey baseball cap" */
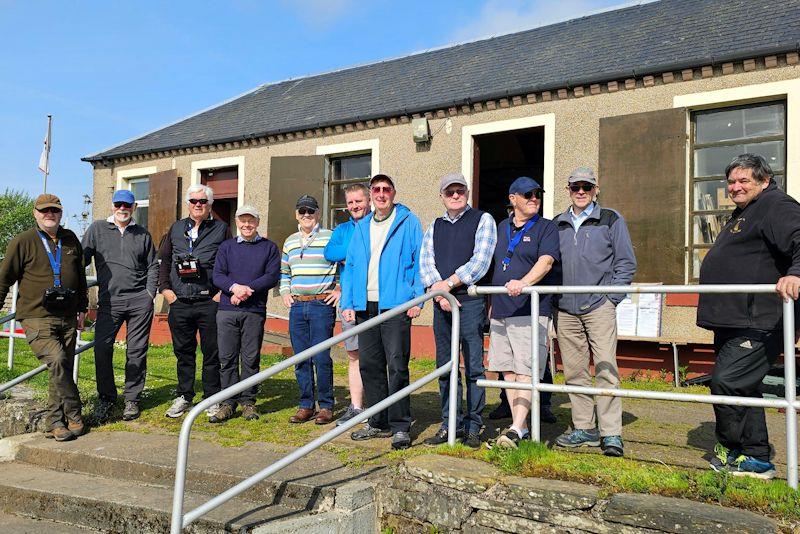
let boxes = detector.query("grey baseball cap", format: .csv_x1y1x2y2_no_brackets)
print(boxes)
439,172,468,193
568,166,597,185
235,204,260,219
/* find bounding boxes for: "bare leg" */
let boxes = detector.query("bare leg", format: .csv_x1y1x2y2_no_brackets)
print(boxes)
347,349,363,409
511,374,532,432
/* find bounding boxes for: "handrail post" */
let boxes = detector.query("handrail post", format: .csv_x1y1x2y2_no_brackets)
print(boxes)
531,291,541,442
783,300,797,490
447,300,460,446
171,407,199,534
8,282,18,369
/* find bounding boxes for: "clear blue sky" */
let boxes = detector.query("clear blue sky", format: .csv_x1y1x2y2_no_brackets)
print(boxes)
1,0,622,232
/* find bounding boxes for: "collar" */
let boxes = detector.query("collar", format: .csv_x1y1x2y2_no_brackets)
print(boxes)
569,202,595,220
237,234,263,243
442,205,470,223
106,215,136,228
297,223,320,236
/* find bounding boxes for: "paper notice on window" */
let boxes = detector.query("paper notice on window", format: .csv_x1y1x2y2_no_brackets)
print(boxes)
636,296,662,337
616,296,638,336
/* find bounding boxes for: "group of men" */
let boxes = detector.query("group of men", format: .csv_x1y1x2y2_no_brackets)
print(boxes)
0,153,796,480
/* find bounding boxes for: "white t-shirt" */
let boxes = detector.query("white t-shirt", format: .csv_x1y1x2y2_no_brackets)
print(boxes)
367,209,397,302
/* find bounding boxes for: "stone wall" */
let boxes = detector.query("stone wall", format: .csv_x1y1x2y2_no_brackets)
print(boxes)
377,455,778,534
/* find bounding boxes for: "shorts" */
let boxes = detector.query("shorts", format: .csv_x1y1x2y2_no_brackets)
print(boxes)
339,309,358,351
488,315,549,379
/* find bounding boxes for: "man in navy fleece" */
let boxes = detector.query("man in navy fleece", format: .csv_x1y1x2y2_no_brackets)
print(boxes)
210,205,281,423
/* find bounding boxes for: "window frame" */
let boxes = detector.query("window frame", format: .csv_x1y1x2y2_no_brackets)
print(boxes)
127,176,150,228
323,153,372,228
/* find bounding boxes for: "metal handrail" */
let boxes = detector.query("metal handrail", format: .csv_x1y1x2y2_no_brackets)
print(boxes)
0,340,96,396
170,290,461,533
469,284,798,489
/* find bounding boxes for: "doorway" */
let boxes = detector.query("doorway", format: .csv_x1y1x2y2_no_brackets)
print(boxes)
200,166,239,229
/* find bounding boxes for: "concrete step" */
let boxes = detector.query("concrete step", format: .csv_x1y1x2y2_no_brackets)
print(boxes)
0,511,102,534
0,461,310,534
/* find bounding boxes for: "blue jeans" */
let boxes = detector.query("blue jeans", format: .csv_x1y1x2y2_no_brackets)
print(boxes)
289,300,335,410
433,297,486,435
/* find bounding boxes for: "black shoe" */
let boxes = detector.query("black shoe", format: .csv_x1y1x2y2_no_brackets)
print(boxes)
540,406,557,424
488,403,512,420
423,427,463,446
122,401,140,421
391,431,412,450
351,424,392,441
462,433,481,449
92,399,115,424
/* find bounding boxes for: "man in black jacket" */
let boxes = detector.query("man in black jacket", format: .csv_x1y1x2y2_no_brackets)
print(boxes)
697,153,800,480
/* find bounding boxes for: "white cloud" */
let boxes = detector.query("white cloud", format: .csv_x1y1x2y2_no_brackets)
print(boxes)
280,0,356,30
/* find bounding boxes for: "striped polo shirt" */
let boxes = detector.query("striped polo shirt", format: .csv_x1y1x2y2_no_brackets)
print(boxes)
279,225,338,296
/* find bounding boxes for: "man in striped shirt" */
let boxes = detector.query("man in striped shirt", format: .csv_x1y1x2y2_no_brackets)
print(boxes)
280,195,340,425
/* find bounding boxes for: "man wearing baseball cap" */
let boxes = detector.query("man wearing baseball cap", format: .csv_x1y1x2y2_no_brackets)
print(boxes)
553,166,636,457
420,172,496,448
82,189,158,423
0,193,89,441
210,205,281,423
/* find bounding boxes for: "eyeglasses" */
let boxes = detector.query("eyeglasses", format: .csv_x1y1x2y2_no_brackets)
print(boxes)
113,202,133,209
517,189,543,200
188,198,209,205
569,184,595,193
371,185,394,195
297,208,317,215
443,188,467,198
36,207,62,214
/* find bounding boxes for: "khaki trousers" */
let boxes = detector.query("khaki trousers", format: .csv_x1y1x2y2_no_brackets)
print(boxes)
556,300,621,436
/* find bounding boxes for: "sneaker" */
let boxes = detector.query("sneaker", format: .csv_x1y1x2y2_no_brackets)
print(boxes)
496,428,526,449
729,455,777,480
242,404,259,421
92,399,115,424
209,404,235,423
555,428,600,448
336,405,364,426
462,433,481,449
709,442,740,472
423,427,464,447
488,403,511,420
391,431,412,450
51,426,75,442
540,406,557,424
165,397,191,418
350,424,392,441
122,401,140,421
205,403,221,418
601,435,624,457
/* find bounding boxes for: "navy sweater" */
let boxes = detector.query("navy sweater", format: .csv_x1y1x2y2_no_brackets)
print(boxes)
213,237,281,315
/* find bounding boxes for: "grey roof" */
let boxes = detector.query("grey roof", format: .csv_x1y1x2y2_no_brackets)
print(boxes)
84,0,800,162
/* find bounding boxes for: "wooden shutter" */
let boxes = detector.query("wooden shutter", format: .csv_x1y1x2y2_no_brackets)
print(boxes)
267,156,326,251
599,108,687,284
147,169,180,247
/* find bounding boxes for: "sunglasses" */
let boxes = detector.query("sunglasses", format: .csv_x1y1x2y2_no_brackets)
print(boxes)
113,201,133,209
443,188,467,198
188,198,209,205
297,208,317,215
569,184,595,193
371,185,394,195
36,207,62,214
517,189,543,200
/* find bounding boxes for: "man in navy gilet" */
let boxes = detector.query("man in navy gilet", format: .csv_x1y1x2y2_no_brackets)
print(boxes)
420,172,497,449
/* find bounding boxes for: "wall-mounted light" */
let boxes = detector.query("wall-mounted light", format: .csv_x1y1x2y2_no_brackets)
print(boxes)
412,118,430,143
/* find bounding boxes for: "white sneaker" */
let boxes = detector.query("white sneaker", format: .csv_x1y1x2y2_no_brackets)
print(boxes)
165,397,191,418
205,403,221,418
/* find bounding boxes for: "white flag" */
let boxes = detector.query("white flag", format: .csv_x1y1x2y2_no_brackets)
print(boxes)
38,117,51,174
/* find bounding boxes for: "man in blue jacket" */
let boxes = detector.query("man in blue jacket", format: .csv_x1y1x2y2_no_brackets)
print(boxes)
324,183,371,426
341,174,424,450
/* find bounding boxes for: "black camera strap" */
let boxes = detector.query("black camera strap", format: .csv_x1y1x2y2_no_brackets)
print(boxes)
38,230,62,287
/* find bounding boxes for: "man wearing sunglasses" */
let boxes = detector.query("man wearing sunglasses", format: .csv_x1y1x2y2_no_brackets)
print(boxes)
0,194,89,441
159,184,231,419
341,174,424,450
554,166,636,457
82,189,158,423
420,172,496,449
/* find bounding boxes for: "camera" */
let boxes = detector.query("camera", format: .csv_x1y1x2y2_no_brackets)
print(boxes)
42,286,77,313
175,254,201,280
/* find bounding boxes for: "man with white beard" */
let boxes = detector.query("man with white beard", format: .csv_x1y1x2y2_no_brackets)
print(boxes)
83,189,158,423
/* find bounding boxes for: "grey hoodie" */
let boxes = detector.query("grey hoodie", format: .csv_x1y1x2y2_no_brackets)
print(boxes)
555,203,637,315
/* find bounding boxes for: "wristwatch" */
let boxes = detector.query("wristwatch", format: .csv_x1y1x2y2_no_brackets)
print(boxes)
446,279,455,289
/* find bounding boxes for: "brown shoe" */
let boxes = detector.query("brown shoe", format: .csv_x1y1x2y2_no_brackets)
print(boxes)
290,408,316,423
51,426,76,442
209,404,235,423
242,404,259,421
67,418,86,437
315,408,334,425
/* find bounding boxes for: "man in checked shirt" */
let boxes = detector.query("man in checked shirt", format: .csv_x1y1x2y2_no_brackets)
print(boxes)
420,172,497,449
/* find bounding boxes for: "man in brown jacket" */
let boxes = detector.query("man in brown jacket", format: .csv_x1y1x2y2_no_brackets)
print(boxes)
0,194,89,441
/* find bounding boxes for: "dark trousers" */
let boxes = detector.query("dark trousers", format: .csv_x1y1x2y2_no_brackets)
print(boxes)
21,316,82,430
357,301,412,433
434,298,486,435
289,300,335,410
167,299,221,402
217,310,265,407
94,292,154,403
711,328,780,461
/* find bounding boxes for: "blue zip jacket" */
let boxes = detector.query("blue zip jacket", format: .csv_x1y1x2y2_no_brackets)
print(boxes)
341,203,424,311
325,218,357,296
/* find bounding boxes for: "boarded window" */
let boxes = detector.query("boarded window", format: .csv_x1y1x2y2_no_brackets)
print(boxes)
146,169,179,247
267,156,326,252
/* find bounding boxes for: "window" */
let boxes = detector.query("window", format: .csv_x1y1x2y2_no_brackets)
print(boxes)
689,101,786,279
325,153,371,227
128,177,149,229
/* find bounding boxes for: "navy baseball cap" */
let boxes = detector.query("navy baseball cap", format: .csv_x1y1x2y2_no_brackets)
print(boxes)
508,176,542,195
112,190,135,204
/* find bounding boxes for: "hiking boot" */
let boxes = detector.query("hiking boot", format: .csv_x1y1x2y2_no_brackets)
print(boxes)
122,401,140,421
540,406,557,424
51,426,75,442
709,442,740,472
496,428,526,449
601,435,624,457
336,404,364,426
209,404,235,423
462,433,481,449
488,402,511,420
351,424,391,441
242,404,259,421
391,431,412,450
67,418,86,437
92,399,115,424
555,428,600,448
729,455,776,480
423,427,463,447
165,397,191,418
205,403,222,418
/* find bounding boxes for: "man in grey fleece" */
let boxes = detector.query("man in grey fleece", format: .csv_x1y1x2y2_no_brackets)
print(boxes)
553,167,636,457
82,189,158,422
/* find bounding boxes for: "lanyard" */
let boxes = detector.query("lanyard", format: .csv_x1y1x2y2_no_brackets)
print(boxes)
38,231,63,287
502,215,538,272
185,221,198,253
300,227,319,259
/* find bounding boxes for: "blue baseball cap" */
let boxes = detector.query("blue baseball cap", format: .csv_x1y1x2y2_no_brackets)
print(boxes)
112,189,135,204
508,176,542,195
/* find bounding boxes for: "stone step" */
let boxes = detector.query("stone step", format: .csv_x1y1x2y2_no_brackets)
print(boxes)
0,462,310,534
0,511,103,534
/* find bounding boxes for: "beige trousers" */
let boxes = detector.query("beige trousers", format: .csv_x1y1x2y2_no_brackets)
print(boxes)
556,299,621,436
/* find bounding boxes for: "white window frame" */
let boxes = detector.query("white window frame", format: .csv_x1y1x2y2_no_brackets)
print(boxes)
115,166,157,226
316,139,379,227
190,155,246,202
